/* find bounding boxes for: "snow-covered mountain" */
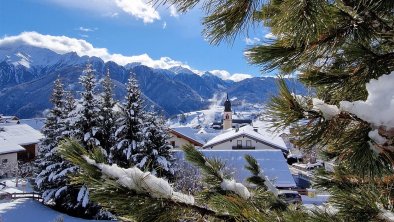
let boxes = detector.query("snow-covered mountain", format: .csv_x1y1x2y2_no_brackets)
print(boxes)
0,45,308,118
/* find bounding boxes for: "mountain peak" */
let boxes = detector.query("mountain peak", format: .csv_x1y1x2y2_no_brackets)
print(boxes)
169,66,196,75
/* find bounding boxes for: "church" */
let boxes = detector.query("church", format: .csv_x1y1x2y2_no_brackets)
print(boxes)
211,94,252,130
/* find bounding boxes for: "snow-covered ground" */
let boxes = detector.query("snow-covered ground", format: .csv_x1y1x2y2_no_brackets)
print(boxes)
0,199,111,222
0,178,111,222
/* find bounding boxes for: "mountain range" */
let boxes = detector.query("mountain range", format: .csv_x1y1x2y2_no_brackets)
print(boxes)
0,45,308,118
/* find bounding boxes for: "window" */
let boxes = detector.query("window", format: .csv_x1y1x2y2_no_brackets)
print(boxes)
225,114,229,119
170,141,176,147
237,140,242,147
246,140,252,147
2,159,8,164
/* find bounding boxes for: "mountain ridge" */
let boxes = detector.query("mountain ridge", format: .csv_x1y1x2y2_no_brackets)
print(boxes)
0,45,308,118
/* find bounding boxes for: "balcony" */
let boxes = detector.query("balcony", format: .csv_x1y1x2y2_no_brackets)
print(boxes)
232,146,255,150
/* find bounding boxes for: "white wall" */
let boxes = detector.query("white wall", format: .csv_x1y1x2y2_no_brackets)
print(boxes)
0,153,18,176
206,136,277,150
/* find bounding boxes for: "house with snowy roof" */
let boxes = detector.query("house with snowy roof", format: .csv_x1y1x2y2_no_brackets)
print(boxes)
0,115,20,125
202,125,288,151
0,139,26,176
168,127,219,149
0,124,43,162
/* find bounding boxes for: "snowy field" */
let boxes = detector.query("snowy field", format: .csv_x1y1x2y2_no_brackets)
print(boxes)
0,199,110,222
0,179,111,222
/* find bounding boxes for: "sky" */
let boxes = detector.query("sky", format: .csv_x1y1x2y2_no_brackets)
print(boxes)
0,0,273,80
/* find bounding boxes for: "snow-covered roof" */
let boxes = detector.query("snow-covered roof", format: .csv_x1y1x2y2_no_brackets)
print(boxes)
0,124,43,146
19,118,46,131
203,125,287,150
174,150,296,188
170,127,219,146
0,139,25,155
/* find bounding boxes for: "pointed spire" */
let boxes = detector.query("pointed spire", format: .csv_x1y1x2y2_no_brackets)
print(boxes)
224,93,231,112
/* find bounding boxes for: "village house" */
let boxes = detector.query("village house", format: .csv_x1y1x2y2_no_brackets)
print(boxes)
0,124,43,162
203,125,288,151
168,127,218,149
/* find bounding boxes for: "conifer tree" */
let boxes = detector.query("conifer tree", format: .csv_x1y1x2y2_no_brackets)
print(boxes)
137,112,174,179
35,78,80,215
36,75,113,219
59,0,394,220
97,70,116,155
62,91,76,138
71,64,101,149
111,75,144,168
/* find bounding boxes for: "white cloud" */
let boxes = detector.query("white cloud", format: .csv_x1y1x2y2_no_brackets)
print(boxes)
108,12,119,18
169,5,179,17
48,0,160,24
209,70,252,82
245,37,260,45
0,32,192,70
79,34,89,38
78,27,97,32
162,22,167,29
229,73,253,82
264,32,276,40
0,32,255,81
113,0,160,23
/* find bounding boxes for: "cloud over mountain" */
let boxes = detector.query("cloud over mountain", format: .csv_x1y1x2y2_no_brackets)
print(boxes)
0,32,253,81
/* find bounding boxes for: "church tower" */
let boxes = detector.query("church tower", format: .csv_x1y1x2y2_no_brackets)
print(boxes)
223,94,232,130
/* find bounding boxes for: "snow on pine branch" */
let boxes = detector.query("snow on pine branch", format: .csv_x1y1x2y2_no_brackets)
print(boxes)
220,179,251,199
82,155,194,205
312,98,340,120
340,72,394,129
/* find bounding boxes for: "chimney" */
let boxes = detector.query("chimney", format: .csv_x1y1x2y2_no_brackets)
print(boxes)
253,127,258,132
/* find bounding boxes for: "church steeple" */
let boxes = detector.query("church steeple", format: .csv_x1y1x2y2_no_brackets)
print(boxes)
223,93,232,130
224,93,232,112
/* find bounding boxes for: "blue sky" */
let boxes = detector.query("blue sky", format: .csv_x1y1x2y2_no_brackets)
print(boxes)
0,0,272,80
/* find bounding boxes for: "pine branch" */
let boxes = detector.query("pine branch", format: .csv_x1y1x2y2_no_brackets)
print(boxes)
244,154,266,189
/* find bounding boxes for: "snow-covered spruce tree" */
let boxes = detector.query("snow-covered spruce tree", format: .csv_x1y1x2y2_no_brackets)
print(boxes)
70,64,101,150
111,75,144,168
137,112,174,179
35,78,96,217
96,70,116,156
155,0,394,220
62,91,77,138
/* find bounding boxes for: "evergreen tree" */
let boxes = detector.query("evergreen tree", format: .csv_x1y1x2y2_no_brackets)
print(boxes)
137,112,174,179
36,76,113,219
61,0,394,221
111,75,144,168
70,64,101,149
35,78,82,216
96,70,116,155
62,91,76,138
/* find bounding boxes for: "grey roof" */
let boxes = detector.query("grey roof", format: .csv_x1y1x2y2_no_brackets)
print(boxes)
171,127,219,145
173,149,296,188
